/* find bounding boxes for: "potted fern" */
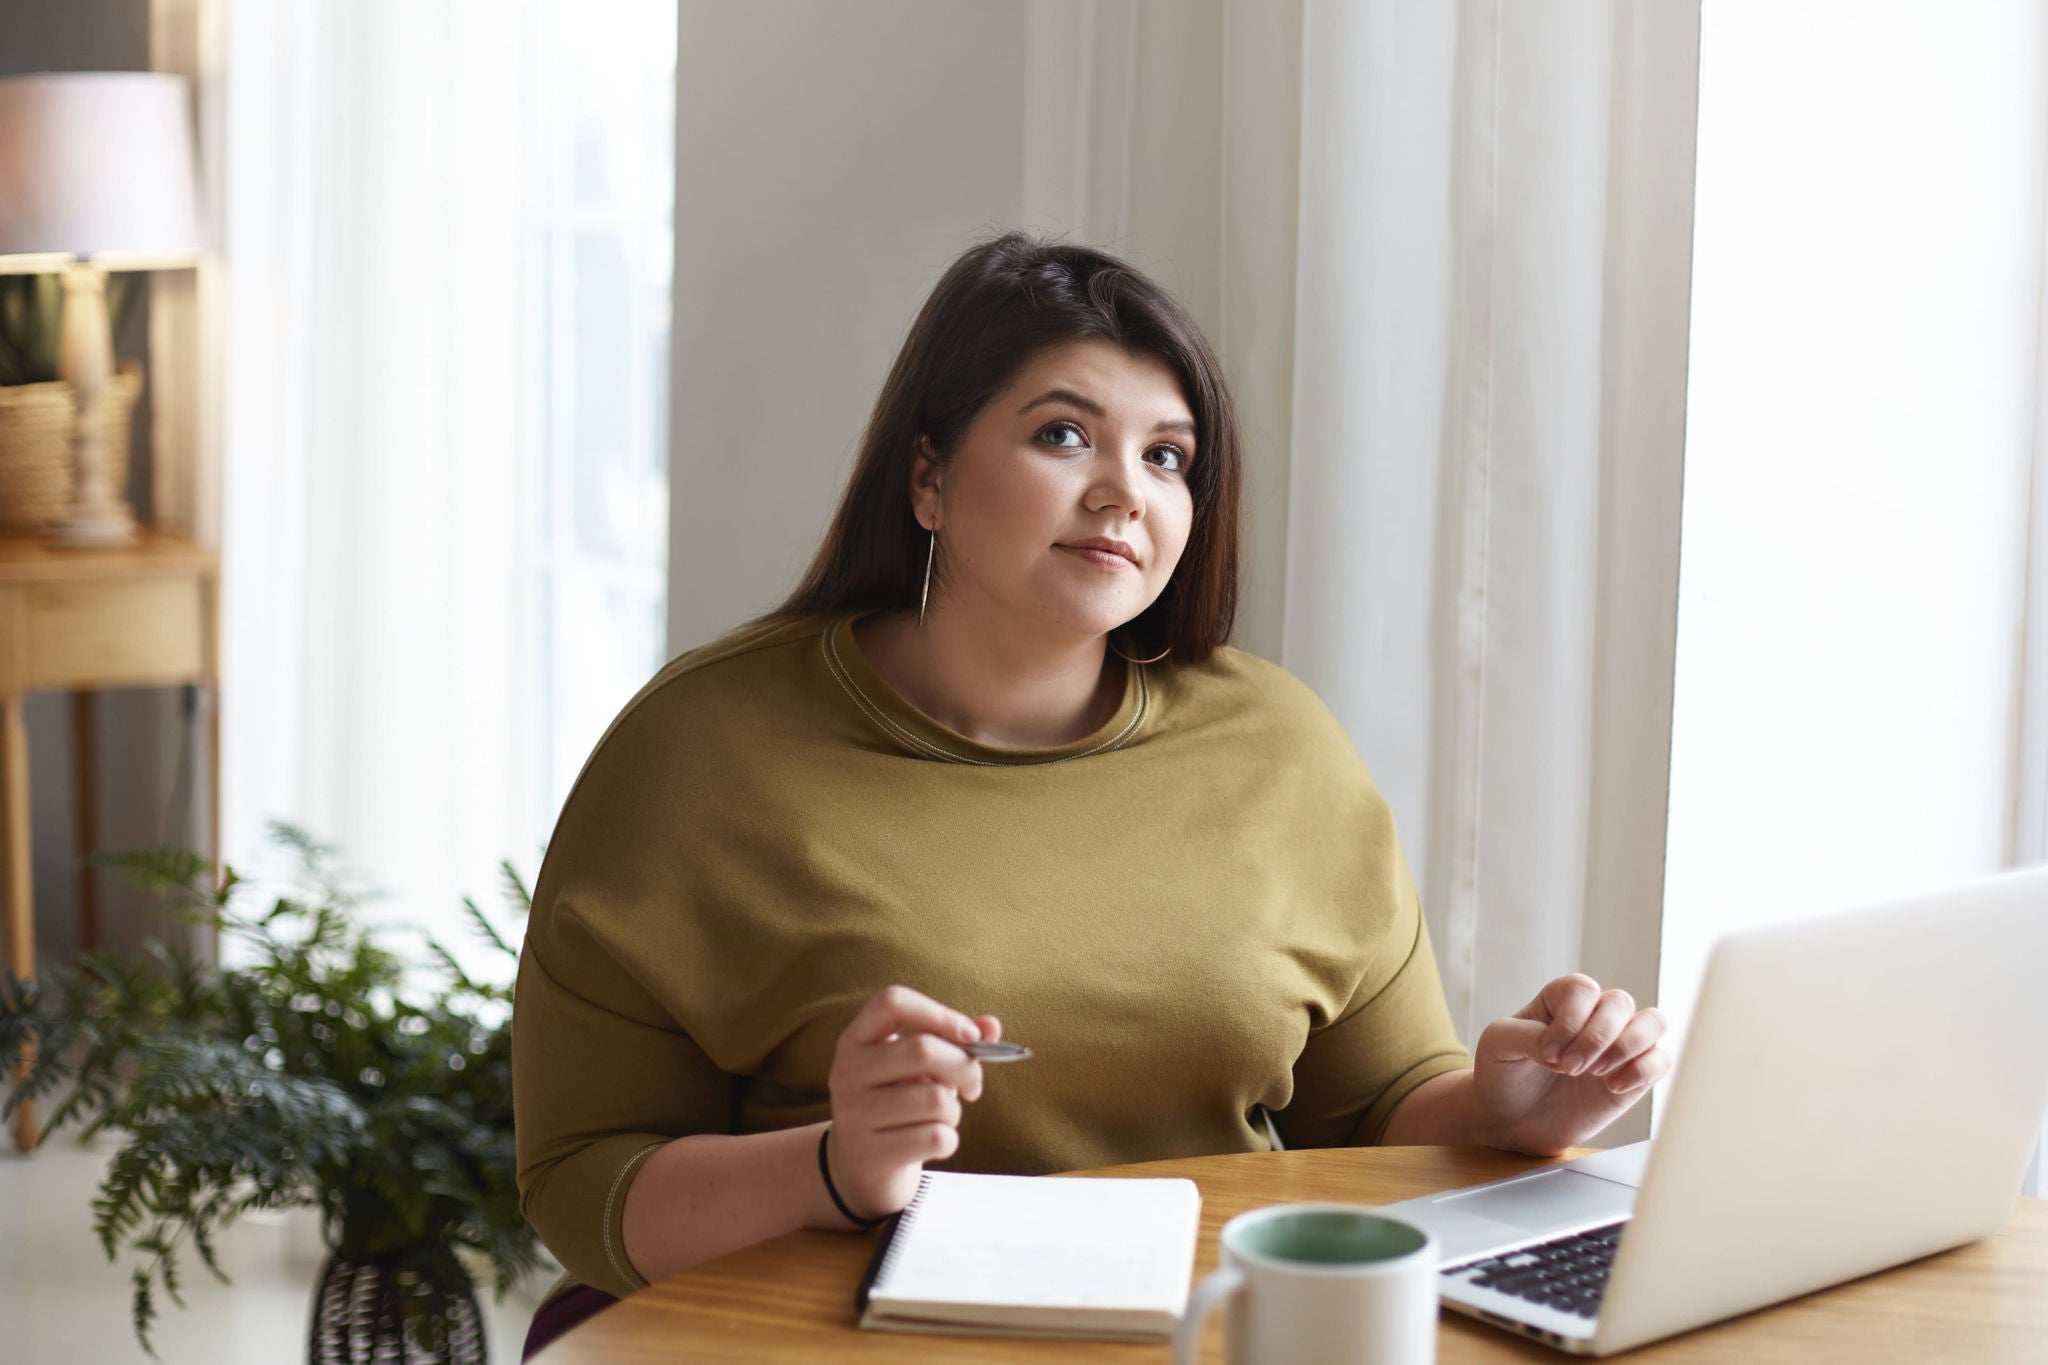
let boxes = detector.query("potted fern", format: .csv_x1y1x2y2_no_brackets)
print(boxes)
0,823,546,1363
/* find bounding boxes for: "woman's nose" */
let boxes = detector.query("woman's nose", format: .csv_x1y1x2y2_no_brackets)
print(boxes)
1088,447,1147,515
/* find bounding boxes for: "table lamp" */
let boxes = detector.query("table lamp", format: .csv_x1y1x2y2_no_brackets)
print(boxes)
0,72,201,547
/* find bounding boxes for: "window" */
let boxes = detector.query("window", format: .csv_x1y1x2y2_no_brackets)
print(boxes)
526,0,676,846
1658,2,2045,1190
217,0,676,996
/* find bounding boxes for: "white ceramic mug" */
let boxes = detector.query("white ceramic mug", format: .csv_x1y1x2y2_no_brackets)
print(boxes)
1172,1203,1439,1365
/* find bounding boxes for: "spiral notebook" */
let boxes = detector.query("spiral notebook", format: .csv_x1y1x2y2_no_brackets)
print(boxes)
854,1169,1203,1340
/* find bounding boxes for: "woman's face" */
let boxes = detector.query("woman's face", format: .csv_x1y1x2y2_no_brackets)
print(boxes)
911,338,1197,648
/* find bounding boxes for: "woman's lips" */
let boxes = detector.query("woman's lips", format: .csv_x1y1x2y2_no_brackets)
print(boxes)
1058,545,1136,570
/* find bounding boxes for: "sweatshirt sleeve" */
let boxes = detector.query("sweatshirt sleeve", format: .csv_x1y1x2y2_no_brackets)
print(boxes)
1274,842,1472,1151
512,908,737,1299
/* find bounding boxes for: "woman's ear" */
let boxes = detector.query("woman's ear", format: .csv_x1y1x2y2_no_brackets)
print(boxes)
909,433,944,530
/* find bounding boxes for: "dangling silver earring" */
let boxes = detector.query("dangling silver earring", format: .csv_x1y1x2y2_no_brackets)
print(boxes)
918,524,935,627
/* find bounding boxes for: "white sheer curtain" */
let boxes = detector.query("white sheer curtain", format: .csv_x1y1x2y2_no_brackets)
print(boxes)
1279,1,1697,1123
1038,1,1697,1142
214,0,673,986
218,1,532,982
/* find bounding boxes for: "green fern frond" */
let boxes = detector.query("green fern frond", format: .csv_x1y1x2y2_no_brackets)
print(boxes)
153,1227,186,1308
263,819,334,865
498,859,533,918
422,938,481,996
88,846,214,895
461,895,514,959
130,1265,160,1360
188,1205,227,1284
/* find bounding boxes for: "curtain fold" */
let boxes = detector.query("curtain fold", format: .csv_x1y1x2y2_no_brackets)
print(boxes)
1282,4,1696,1138
1053,1,1697,1145
218,0,533,983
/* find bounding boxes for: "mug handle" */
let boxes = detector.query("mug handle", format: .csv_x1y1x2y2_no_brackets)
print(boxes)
1172,1263,1247,1365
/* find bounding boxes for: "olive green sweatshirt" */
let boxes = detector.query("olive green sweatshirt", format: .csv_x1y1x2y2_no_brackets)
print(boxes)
512,610,1471,1306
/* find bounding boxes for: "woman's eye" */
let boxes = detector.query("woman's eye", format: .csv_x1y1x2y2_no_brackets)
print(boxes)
1038,421,1189,474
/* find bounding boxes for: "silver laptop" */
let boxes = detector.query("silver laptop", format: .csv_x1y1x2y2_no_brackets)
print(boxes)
1376,864,2048,1355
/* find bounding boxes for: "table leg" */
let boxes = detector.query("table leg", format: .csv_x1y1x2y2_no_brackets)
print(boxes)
2,690,39,1153
73,691,96,954
206,681,221,963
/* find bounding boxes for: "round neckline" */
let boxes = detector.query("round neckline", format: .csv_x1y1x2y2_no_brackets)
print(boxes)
821,609,1152,766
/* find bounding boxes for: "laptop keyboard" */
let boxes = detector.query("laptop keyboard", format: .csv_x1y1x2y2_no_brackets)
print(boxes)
1444,1221,1626,1320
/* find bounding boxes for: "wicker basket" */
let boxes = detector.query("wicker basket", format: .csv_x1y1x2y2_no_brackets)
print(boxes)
0,360,143,531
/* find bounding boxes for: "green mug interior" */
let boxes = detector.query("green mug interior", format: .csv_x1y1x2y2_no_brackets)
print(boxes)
1233,1210,1428,1267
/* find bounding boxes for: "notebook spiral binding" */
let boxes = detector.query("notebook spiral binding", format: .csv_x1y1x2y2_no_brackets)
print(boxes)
868,1172,934,1291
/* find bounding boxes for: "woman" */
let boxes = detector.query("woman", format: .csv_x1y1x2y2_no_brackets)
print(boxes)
512,231,1669,1359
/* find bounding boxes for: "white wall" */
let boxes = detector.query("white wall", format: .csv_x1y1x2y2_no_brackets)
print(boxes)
663,0,1297,663
1660,0,2047,1107
666,1,1034,654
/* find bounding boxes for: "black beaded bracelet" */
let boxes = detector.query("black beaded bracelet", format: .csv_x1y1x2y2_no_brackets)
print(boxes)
818,1125,888,1230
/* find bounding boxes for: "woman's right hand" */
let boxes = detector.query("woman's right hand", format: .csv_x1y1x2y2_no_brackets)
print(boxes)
824,983,1000,1224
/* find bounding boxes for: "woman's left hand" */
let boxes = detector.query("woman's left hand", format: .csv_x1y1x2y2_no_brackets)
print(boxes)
1471,974,1673,1156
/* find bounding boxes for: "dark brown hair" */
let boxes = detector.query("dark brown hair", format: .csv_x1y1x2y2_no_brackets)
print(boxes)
746,230,1242,663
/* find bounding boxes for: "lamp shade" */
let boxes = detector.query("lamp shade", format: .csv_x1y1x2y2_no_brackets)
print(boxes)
0,72,200,271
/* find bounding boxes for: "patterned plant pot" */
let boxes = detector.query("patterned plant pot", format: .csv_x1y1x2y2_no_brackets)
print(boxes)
307,1242,486,1364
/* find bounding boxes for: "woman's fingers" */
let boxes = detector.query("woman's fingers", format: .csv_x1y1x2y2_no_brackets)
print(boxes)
831,986,994,1112
1556,990,1636,1075
863,1029,984,1100
1528,974,1602,1063
1588,1007,1668,1082
870,1121,961,1165
864,1078,964,1133
1514,976,1671,1086
1599,1041,1674,1095
824,985,995,1224
846,983,981,1049
1477,1016,1552,1064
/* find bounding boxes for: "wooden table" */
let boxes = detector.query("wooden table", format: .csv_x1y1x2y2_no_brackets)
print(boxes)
0,529,220,1153
534,1145,2048,1363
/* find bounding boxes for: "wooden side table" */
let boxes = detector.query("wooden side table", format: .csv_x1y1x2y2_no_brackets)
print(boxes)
0,528,220,1153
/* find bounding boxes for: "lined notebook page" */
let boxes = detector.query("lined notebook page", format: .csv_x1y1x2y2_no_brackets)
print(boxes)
869,1170,1202,1315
